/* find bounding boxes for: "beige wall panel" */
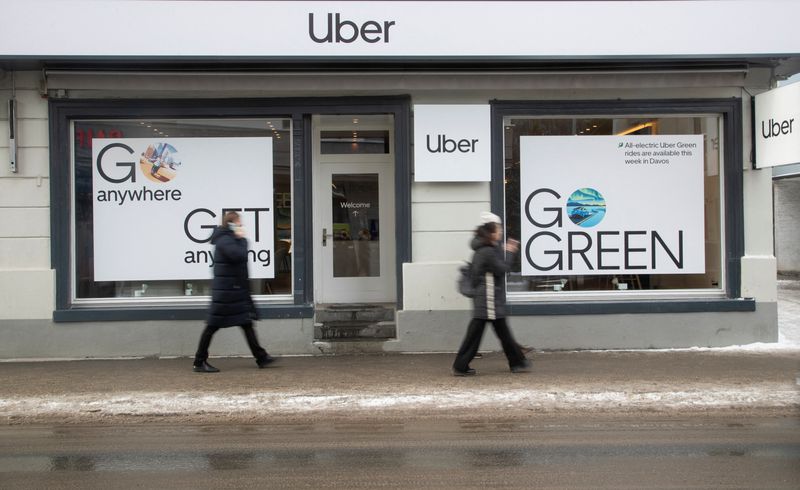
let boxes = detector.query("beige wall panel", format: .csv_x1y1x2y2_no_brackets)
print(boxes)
0,147,51,178
0,208,50,238
403,262,470,311
17,119,49,148
0,269,55,320
412,202,488,232
741,256,778,303
7,71,42,90
0,178,50,205
0,238,50,269
0,121,7,147
412,231,474,262
411,182,490,203
14,89,49,119
743,168,775,256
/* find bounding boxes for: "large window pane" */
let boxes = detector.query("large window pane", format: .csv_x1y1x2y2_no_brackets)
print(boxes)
72,118,292,301
504,115,722,294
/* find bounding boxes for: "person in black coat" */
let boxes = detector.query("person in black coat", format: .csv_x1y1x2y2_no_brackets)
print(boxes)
452,212,531,376
193,211,275,372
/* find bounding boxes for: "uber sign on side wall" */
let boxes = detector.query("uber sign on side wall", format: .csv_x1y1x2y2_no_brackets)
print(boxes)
413,105,490,182
755,83,800,169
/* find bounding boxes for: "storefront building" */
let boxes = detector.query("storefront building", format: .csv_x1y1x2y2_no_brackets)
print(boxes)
1,1,798,359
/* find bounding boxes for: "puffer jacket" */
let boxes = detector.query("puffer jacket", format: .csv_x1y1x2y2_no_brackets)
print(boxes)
206,226,255,328
470,237,516,320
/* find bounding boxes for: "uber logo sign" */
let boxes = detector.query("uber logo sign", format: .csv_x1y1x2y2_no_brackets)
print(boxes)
413,105,490,182
755,83,800,169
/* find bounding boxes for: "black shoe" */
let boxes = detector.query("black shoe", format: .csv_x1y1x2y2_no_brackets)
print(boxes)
510,360,532,373
452,367,477,377
257,356,277,369
474,352,483,359
193,361,220,373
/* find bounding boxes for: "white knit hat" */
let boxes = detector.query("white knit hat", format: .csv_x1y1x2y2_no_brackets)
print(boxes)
480,212,502,225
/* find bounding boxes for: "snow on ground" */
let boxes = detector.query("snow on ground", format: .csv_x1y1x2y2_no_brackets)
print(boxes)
0,384,797,419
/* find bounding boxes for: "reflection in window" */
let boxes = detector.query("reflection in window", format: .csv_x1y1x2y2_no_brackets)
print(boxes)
321,130,390,154
503,116,722,294
331,174,380,277
72,118,292,300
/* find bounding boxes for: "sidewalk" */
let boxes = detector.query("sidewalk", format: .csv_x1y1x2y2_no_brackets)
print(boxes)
1,277,799,425
1,349,798,425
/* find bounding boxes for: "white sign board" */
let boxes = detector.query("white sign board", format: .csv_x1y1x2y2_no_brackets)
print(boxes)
520,135,705,276
2,1,799,58
413,105,490,182
92,137,274,281
755,82,800,168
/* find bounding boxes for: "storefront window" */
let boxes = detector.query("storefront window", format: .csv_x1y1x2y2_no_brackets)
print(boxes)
72,118,292,302
504,115,722,297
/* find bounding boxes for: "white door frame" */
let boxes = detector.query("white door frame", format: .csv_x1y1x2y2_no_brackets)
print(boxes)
312,115,396,304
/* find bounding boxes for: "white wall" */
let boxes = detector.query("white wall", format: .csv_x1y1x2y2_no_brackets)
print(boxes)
0,71,54,320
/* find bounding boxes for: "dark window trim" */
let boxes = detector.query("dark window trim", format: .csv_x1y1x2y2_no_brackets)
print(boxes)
49,96,411,322
491,98,747,315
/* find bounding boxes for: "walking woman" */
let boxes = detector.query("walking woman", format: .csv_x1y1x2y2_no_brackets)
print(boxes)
193,211,275,372
452,212,531,376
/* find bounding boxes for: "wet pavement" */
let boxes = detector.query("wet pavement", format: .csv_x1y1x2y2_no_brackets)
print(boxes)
0,348,798,425
0,276,797,425
0,416,798,489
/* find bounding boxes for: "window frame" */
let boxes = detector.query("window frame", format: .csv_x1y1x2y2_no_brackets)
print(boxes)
490,99,753,315
69,116,296,307
49,97,412,322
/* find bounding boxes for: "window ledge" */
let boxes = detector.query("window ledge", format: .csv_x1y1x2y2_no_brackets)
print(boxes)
508,298,756,316
53,305,314,323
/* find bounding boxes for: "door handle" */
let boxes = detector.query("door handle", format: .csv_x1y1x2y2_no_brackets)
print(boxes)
322,228,333,247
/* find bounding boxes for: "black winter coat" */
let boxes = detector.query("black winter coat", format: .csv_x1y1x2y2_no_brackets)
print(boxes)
206,226,256,328
469,237,516,320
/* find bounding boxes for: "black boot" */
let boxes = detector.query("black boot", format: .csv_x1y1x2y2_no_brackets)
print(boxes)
193,361,220,373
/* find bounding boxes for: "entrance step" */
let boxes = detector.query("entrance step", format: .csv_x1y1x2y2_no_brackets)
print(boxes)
314,303,396,341
312,339,393,355
314,321,396,340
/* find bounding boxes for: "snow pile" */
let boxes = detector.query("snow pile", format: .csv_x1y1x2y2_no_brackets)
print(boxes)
1,383,797,420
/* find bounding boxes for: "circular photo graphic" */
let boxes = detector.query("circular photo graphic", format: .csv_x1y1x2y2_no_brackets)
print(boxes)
139,142,182,183
566,188,606,228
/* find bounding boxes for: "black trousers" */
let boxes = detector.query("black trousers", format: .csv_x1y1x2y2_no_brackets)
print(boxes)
453,317,526,372
194,322,268,365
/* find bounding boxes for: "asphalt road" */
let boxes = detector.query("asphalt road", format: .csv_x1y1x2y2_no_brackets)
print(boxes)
1,415,798,489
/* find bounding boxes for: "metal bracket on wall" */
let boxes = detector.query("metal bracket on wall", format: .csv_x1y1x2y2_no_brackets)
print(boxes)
8,99,16,173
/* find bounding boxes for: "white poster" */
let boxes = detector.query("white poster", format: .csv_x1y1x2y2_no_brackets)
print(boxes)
755,82,800,168
520,135,705,276
92,137,274,281
413,104,491,182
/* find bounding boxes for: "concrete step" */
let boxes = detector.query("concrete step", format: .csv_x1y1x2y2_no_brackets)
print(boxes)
315,303,395,324
314,321,396,340
311,339,394,355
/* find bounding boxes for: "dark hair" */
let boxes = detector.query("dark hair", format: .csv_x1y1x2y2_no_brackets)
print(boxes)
475,222,498,245
221,211,240,227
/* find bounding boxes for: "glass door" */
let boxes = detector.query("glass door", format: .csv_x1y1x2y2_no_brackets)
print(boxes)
313,115,395,304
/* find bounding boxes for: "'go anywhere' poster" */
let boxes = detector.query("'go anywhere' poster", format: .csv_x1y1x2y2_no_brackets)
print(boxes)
520,135,705,276
92,137,274,281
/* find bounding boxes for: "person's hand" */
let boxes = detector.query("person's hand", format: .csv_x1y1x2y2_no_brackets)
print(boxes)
234,226,246,239
505,238,519,254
